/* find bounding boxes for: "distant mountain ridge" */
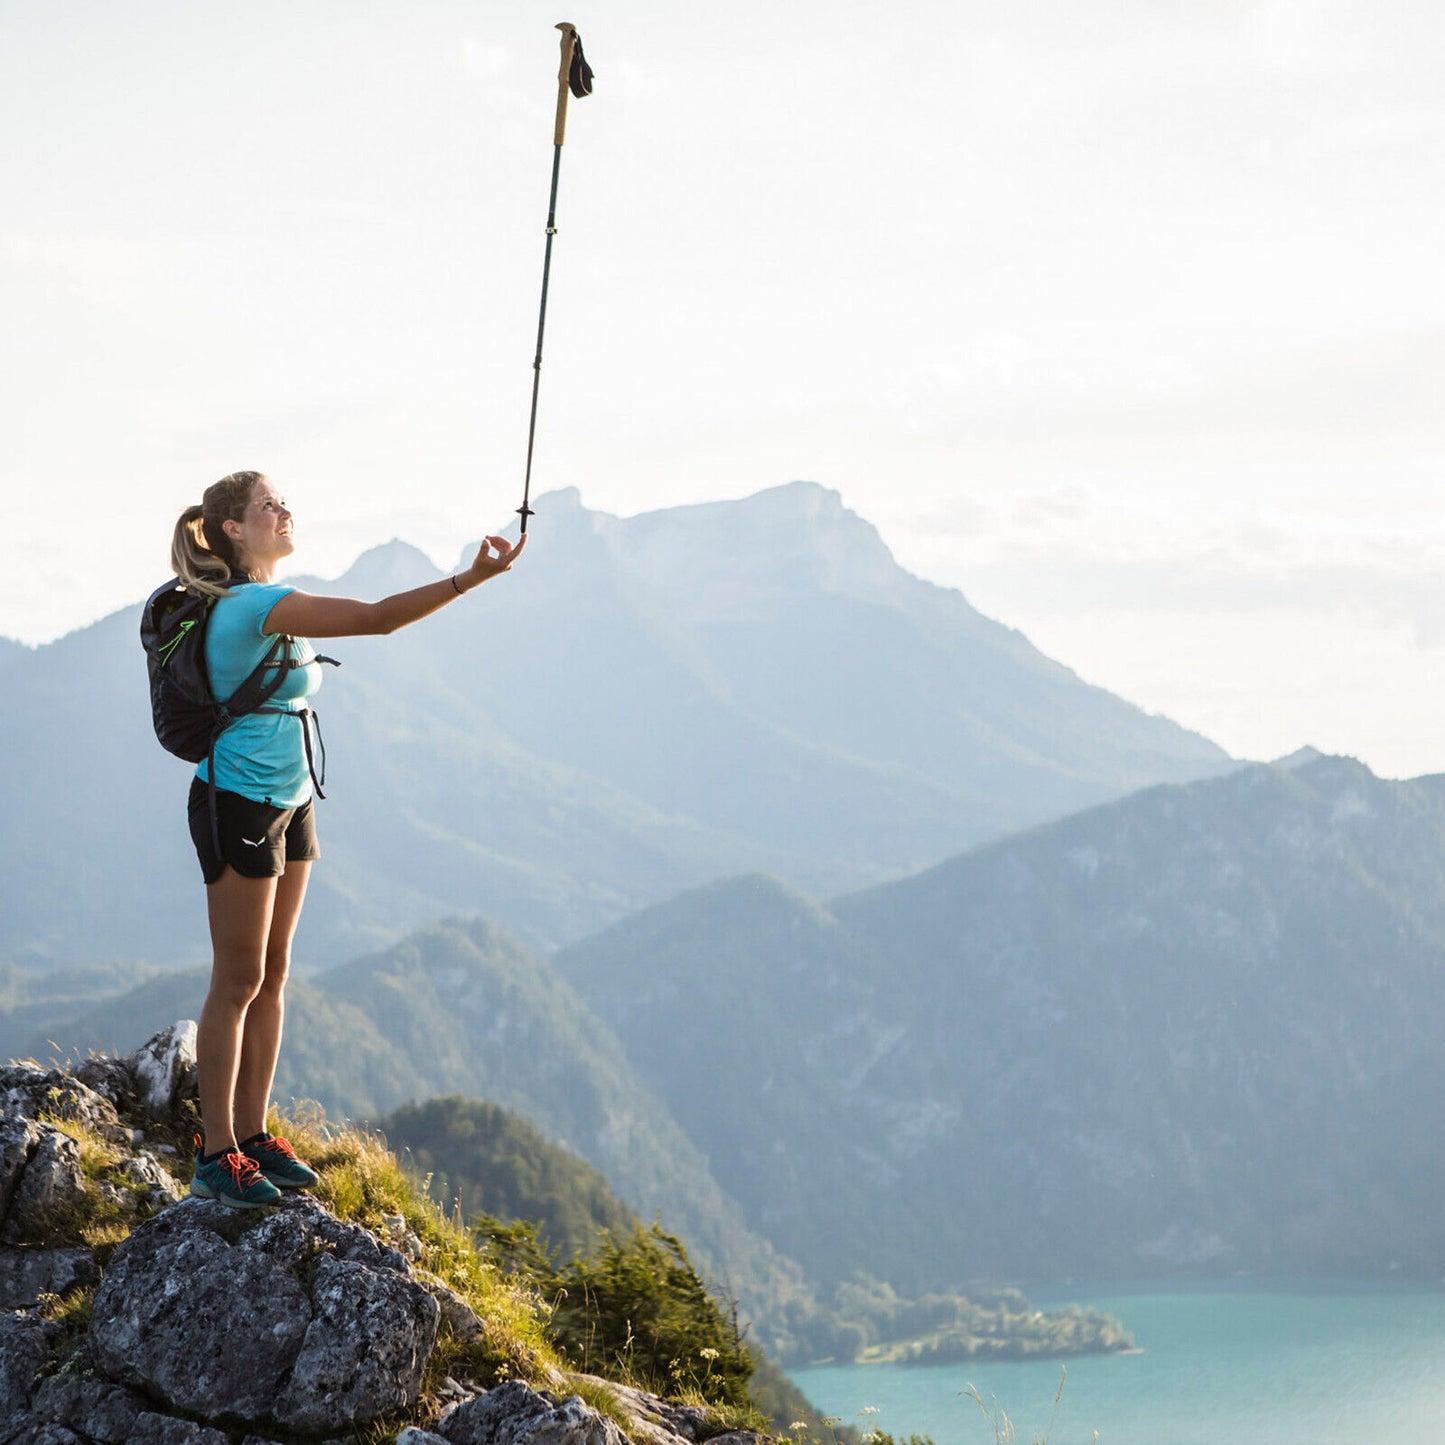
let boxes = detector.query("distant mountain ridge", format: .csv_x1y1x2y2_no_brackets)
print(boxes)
0,482,1229,967
555,753,1445,1289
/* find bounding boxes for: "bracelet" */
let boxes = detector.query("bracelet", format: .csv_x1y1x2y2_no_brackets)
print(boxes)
450,574,465,596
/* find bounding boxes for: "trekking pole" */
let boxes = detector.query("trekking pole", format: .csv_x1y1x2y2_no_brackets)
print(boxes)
518,21,594,534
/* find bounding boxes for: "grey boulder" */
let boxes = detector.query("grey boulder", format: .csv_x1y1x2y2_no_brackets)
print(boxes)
26,1375,237,1444
436,1381,629,1445
0,1120,88,1245
0,1245,98,1310
89,1194,439,1433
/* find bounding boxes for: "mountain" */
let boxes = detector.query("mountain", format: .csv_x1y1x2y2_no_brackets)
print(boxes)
554,754,1445,1289
0,482,1228,968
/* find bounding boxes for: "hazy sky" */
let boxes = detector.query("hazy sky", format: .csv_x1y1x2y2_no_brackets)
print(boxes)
4,2,1442,777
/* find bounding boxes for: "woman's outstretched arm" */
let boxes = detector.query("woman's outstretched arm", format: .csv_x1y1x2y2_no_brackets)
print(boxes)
262,534,526,639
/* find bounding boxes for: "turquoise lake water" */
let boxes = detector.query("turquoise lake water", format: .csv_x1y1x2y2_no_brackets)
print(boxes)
788,1285,1445,1445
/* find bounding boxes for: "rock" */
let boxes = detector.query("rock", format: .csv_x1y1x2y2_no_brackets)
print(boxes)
111,1151,184,1210
586,1380,716,1444
70,1057,137,1117
273,1251,441,1431
91,1204,309,1418
398,1431,452,1445
121,1419,231,1445
126,1022,198,1122
31,1377,144,1439
0,1119,39,1223
380,1210,426,1261
0,1422,85,1445
0,1246,98,1310
0,1310,58,1418
243,1194,412,1274
418,1270,484,1342
89,1195,439,1434
30,1376,235,1444
2,1124,87,1245
436,1381,629,1445
0,1065,123,1138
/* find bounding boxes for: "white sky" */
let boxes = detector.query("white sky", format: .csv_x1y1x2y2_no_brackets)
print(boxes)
3,1,1443,777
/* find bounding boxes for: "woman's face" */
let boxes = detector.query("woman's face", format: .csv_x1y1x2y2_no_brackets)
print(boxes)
227,478,295,571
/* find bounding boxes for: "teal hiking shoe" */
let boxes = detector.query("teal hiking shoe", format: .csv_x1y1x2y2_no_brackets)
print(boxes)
191,1138,281,1209
241,1132,320,1191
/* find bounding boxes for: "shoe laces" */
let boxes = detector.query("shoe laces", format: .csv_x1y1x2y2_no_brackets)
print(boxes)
218,1148,265,1189
258,1134,298,1160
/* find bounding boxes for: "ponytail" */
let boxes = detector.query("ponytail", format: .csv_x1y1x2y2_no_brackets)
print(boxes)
170,470,265,598
171,505,231,598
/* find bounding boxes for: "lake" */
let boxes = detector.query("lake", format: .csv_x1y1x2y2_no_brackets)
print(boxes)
788,1283,1445,1445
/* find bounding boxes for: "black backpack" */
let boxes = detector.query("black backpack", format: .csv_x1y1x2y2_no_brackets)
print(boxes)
140,579,294,764
140,578,337,855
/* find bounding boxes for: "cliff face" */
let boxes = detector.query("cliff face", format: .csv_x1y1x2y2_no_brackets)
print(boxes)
0,1025,766,1445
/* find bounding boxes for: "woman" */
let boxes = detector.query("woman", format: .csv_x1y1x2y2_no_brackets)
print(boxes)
171,469,525,1207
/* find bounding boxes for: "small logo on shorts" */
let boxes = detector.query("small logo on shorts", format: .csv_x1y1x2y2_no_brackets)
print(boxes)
241,836,266,847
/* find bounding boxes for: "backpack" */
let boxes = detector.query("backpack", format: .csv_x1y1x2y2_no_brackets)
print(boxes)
140,579,294,763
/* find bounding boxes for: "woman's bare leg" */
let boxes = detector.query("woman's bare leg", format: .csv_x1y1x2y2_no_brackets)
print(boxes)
234,861,312,1143
196,868,277,1155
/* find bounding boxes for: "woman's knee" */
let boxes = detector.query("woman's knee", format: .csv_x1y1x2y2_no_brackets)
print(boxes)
258,946,292,997
207,955,267,1012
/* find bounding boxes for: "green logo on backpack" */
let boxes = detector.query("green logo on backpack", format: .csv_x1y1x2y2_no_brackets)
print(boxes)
157,617,196,667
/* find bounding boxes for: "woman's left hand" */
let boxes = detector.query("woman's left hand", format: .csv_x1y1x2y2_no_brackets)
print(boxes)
465,533,527,588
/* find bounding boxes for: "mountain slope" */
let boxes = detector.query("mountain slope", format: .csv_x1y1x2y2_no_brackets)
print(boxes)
555,755,1445,1288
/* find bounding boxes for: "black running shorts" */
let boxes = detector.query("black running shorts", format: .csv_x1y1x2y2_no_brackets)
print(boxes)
188,777,321,885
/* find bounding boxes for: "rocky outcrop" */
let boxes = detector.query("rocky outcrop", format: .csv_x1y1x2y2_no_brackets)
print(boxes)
88,1195,439,1432
0,1035,186,1313
0,1024,769,1445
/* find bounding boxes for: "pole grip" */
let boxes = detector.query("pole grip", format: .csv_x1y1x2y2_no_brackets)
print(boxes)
554,23,578,146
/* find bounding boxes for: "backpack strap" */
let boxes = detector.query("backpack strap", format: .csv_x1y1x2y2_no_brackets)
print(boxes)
218,633,292,724
250,704,329,799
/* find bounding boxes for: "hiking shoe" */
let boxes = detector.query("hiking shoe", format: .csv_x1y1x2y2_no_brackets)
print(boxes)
241,1132,320,1191
191,1140,282,1209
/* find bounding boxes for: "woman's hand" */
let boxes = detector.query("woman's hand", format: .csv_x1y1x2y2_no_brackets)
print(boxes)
462,533,527,590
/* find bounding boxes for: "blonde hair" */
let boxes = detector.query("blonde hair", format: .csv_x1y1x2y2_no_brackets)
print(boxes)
170,471,265,597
